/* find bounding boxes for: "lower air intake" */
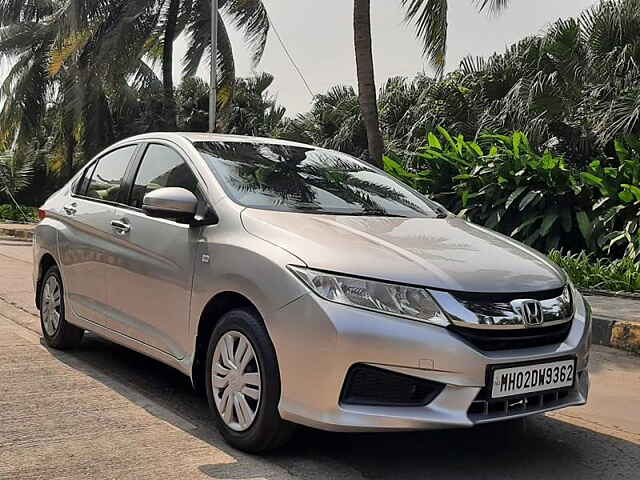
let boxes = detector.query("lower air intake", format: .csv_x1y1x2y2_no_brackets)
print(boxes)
467,372,584,422
340,364,445,407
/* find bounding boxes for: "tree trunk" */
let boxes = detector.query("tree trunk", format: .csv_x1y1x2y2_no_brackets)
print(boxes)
162,0,180,130
353,0,384,169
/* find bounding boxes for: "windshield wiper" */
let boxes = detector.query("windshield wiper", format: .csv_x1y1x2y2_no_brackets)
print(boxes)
297,210,408,218
362,212,408,218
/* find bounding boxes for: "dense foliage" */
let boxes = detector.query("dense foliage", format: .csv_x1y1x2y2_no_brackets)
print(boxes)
0,0,271,184
0,204,38,223
385,128,640,260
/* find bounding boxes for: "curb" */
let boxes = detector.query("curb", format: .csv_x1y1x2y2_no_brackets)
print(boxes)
0,226,34,241
592,316,640,353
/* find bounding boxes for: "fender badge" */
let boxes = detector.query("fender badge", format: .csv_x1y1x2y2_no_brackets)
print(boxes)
201,254,210,264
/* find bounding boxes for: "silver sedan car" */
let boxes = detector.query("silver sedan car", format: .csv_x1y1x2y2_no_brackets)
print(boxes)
33,133,591,452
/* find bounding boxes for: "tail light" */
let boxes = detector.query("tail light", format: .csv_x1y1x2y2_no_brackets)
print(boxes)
38,209,46,221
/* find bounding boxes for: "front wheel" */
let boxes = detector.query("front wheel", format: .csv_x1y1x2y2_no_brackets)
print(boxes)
205,308,295,452
39,265,84,350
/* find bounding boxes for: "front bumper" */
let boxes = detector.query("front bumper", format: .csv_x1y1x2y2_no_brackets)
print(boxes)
267,290,591,432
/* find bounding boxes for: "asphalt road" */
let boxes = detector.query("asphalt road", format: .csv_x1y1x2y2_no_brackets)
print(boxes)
1,241,639,479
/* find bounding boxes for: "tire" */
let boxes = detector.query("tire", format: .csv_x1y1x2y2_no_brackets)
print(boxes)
39,265,84,350
205,307,296,452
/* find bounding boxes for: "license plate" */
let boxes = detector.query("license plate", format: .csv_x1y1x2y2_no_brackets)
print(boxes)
491,359,576,399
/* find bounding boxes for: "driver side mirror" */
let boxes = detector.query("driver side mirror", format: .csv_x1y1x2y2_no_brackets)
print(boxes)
142,187,198,223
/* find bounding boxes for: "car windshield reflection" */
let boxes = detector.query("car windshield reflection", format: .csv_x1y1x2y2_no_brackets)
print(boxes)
194,141,438,218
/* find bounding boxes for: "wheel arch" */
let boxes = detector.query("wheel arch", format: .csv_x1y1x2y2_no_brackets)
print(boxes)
35,253,58,310
192,291,264,393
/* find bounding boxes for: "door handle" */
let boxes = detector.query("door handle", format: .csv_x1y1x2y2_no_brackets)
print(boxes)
63,203,77,215
110,219,131,234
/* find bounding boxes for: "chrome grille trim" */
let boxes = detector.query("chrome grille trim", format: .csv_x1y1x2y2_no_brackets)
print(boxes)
429,286,573,331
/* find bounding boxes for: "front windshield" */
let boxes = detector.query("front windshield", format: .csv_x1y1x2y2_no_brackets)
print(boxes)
194,141,439,218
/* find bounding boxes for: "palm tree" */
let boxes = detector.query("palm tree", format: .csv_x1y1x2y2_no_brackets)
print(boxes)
457,0,640,163
280,74,474,160
353,0,511,167
164,0,271,129
226,72,286,137
282,85,368,158
0,0,164,174
176,72,286,136
0,0,272,179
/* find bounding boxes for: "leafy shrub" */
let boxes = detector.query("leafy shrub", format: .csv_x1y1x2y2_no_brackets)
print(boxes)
581,137,640,258
0,151,34,196
0,204,38,223
385,128,593,253
548,250,640,293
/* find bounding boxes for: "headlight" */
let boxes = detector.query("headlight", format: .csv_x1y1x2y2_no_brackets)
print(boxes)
288,266,449,326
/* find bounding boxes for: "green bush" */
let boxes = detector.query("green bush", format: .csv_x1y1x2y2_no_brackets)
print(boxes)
0,204,38,223
548,250,640,293
581,137,640,259
385,128,593,253
385,128,640,260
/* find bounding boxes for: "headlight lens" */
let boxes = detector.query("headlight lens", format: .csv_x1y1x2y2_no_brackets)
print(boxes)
288,266,449,326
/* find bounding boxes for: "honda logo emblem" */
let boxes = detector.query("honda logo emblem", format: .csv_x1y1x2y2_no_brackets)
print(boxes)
512,299,544,327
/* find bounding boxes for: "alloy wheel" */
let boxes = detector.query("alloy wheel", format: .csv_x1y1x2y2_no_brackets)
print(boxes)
41,276,61,336
211,331,262,432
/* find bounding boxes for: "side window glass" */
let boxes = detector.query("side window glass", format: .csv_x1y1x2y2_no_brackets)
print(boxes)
74,162,96,196
130,144,199,209
85,146,137,202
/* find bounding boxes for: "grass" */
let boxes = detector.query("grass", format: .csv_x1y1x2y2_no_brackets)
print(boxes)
548,250,640,293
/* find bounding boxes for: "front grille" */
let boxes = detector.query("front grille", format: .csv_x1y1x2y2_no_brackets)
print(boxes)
449,287,573,327
468,372,582,422
340,364,445,407
452,287,565,303
448,321,572,351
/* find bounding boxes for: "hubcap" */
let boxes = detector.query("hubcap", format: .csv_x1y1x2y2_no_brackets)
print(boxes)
41,276,61,336
211,331,262,432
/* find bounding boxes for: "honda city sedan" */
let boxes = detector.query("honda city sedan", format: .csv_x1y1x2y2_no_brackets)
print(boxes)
33,133,591,452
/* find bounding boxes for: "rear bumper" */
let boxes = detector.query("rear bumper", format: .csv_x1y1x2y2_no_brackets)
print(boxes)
268,290,591,432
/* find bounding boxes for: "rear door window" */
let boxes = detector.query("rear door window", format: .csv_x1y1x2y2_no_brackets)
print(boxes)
74,162,97,196
85,146,137,203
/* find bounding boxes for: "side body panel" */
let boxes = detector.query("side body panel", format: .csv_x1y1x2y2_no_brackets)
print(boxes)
33,219,61,295
58,197,117,326
36,182,117,328
106,207,199,359
188,198,309,363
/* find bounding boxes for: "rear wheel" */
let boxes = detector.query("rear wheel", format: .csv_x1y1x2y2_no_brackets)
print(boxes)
40,266,84,350
205,308,295,452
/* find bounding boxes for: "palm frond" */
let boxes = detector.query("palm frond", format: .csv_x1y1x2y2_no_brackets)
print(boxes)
401,0,448,76
474,0,511,15
0,150,34,196
221,0,269,66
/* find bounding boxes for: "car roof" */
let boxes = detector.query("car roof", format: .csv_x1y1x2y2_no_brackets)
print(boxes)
121,132,317,150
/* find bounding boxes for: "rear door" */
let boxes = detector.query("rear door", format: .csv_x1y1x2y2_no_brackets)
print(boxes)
106,142,204,359
59,144,140,327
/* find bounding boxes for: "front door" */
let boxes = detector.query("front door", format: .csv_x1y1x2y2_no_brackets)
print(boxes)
106,143,203,359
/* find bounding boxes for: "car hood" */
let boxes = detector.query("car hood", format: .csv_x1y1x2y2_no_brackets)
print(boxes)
240,209,566,293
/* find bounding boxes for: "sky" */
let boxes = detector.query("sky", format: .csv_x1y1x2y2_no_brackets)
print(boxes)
172,0,596,115
1,0,597,116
